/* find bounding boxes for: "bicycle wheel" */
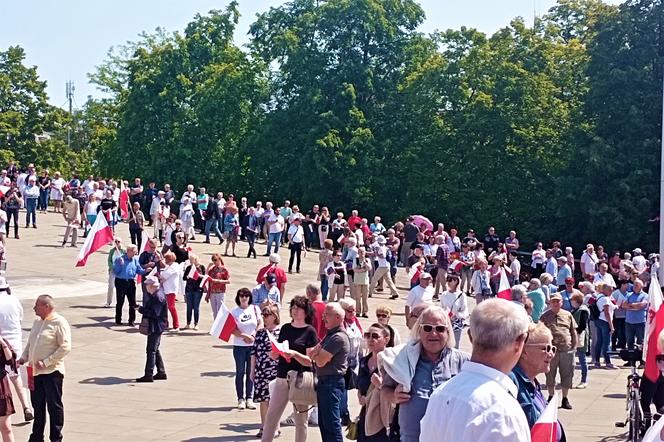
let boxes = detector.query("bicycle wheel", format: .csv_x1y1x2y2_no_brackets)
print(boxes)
629,395,642,442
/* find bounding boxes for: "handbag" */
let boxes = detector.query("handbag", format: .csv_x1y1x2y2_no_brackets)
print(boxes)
138,316,150,335
287,370,317,412
344,366,358,390
346,418,359,440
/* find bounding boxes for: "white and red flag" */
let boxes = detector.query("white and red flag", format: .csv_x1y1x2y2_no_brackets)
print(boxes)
75,213,114,267
209,303,237,342
119,180,130,220
268,331,290,361
644,274,664,383
531,392,558,441
0,186,10,199
187,265,201,280
497,267,511,300
448,260,464,273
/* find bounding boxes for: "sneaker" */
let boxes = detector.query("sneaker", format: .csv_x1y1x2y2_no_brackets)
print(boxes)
246,399,257,410
576,382,587,389
24,408,34,422
606,363,618,370
193,324,199,330
308,407,318,426
281,414,296,426
274,430,281,438
593,362,601,369
153,372,168,380
237,399,246,410
256,429,263,438
103,303,110,308
183,324,191,330
135,375,154,383
171,328,180,332
561,397,573,410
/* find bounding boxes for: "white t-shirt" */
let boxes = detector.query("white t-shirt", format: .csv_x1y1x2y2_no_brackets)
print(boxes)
633,255,647,272
593,272,616,288
268,214,284,234
406,284,434,308
0,294,23,353
232,305,259,347
288,225,304,243
581,252,598,275
597,295,617,322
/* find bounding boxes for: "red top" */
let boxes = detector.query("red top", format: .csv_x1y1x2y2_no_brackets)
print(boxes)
256,263,288,291
347,216,362,229
311,300,327,340
207,265,229,293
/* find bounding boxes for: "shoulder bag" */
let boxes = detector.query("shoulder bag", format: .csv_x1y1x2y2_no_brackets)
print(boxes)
287,369,317,412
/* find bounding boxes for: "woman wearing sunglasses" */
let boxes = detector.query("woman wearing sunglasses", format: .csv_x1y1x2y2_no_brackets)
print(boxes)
379,306,469,442
374,305,400,347
231,288,263,411
356,323,391,441
250,304,281,438
509,322,567,441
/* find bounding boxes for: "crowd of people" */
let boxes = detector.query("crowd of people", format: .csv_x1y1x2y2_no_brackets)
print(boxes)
2,167,664,441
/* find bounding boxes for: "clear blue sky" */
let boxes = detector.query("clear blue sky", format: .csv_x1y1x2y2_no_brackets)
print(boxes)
1,0,622,108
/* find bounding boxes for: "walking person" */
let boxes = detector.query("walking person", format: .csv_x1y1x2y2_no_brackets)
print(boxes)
128,202,145,246
135,276,168,382
245,207,259,259
223,206,239,257
367,236,399,300
231,288,263,410
60,195,80,248
352,247,371,318
18,295,71,442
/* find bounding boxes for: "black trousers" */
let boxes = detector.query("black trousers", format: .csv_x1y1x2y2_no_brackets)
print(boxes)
145,332,165,376
129,228,142,246
288,242,303,272
641,374,664,416
115,278,137,324
29,371,64,442
611,317,627,350
246,231,257,258
5,208,19,236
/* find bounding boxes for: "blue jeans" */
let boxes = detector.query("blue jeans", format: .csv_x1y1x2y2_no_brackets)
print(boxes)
38,188,49,211
320,274,329,301
25,198,37,226
185,290,203,325
626,322,645,350
576,348,588,383
232,346,253,400
594,320,612,364
266,232,282,255
205,218,222,242
317,375,345,442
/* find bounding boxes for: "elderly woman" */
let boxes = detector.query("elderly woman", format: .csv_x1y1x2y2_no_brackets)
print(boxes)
570,291,590,389
250,304,281,438
136,275,168,382
261,296,318,442
318,239,334,300
223,206,239,257
356,323,391,442
159,252,181,331
470,258,491,303
179,197,195,241
374,305,401,347
339,298,363,426
379,306,469,442
439,274,468,349
509,322,566,440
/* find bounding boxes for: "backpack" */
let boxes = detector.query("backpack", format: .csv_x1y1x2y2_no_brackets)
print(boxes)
588,295,603,321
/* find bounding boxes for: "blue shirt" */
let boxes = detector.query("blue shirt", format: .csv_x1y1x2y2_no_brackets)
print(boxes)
113,254,146,279
625,291,648,324
560,290,573,312
251,284,281,306
556,264,572,286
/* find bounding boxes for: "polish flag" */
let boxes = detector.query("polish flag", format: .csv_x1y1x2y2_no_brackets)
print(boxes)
268,330,290,361
644,274,664,382
200,274,211,289
448,260,464,273
75,213,114,267
187,265,201,280
531,392,558,441
136,231,149,284
497,267,511,300
209,303,237,342
119,181,129,220
0,186,9,198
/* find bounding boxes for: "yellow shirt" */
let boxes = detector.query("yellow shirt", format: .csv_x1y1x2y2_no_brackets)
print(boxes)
21,313,71,376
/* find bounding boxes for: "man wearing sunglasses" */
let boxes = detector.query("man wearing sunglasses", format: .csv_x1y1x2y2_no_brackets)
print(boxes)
420,298,532,441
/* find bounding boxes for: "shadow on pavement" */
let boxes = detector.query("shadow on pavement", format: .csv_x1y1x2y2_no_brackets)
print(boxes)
597,433,628,442
32,244,65,248
182,438,254,442
603,393,626,399
69,305,110,309
79,376,134,385
200,371,235,378
158,406,236,413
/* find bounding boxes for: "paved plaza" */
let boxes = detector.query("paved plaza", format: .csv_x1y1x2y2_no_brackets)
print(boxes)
5,212,633,441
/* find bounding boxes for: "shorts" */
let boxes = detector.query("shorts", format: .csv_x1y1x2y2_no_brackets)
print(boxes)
545,349,575,389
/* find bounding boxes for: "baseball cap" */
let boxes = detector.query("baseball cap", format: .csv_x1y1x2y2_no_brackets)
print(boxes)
420,272,433,280
550,292,563,301
266,274,277,285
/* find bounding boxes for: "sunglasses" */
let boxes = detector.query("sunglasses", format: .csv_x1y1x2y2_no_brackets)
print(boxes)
239,294,251,298
261,311,273,317
525,344,557,354
376,313,389,319
364,332,382,340
421,324,447,333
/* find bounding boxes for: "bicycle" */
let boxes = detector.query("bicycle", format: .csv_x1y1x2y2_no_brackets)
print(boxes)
610,348,643,441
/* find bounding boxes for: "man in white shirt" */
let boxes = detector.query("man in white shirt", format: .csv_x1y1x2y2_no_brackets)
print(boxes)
632,248,647,276
82,175,95,196
593,262,616,289
580,243,599,279
405,272,434,328
265,207,284,256
420,298,532,442
287,217,305,273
